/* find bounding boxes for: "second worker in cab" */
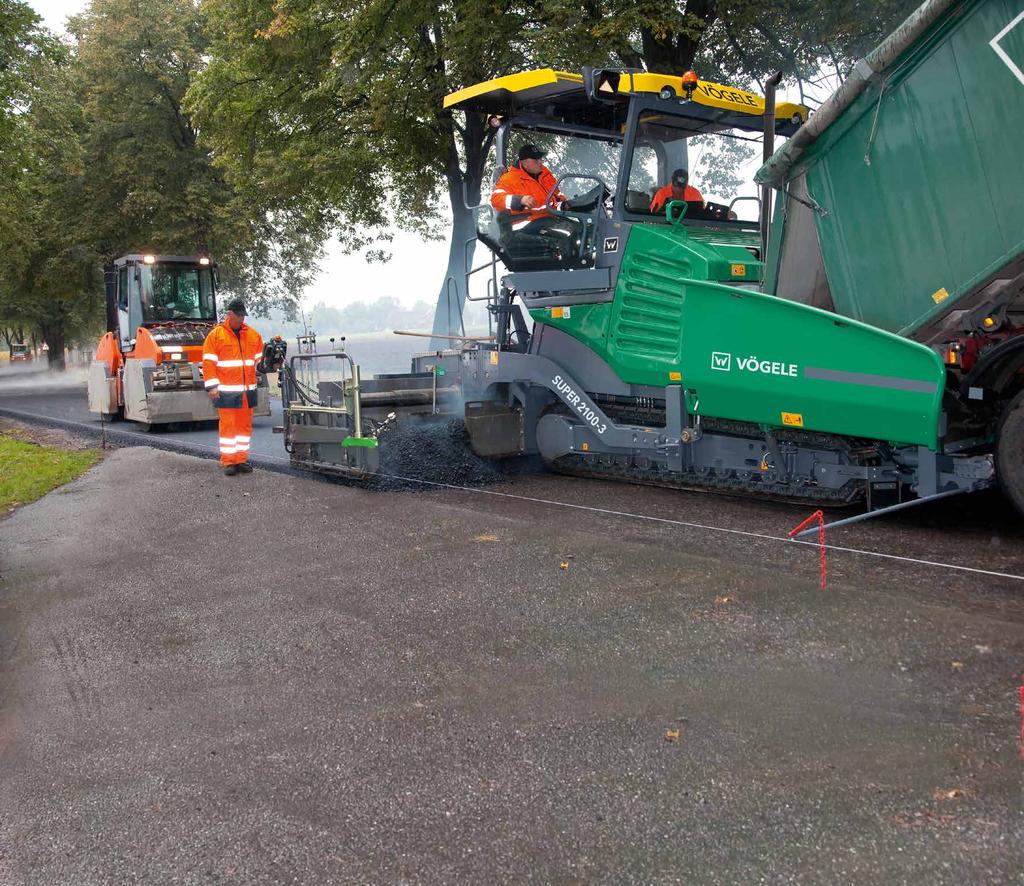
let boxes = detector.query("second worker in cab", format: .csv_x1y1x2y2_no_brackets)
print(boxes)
650,168,704,214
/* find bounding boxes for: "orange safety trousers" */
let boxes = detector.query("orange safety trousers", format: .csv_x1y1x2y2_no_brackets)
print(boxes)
218,407,253,466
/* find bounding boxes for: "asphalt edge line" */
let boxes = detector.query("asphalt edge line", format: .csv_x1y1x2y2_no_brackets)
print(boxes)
3,404,1020,583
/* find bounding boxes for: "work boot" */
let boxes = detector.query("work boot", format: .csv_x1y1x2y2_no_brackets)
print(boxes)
236,461,253,474
223,464,239,476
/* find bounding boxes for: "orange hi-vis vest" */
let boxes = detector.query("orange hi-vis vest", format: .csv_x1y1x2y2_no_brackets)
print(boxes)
202,320,264,409
650,183,704,213
491,163,567,229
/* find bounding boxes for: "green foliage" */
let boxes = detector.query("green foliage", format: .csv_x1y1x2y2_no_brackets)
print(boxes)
68,0,324,313
0,45,103,368
0,435,100,513
189,0,530,242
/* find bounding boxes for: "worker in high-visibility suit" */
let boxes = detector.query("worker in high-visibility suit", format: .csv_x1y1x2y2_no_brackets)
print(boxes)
202,298,264,475
650,168,704,214
490,143,581,266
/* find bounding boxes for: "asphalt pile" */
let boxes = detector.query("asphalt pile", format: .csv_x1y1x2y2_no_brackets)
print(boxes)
371,417,506,490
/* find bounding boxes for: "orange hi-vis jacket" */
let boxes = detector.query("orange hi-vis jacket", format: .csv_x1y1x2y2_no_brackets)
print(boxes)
202,320,264,409
650,183,704,213
491,163,567,229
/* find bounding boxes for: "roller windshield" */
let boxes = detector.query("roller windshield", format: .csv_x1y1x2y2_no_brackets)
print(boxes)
139,264,216,323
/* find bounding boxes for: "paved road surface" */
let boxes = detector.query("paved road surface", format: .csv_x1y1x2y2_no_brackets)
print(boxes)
1,447,1022,884
0,369,284,459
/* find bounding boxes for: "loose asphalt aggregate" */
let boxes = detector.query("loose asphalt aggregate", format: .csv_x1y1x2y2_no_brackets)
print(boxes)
0,445,1022,884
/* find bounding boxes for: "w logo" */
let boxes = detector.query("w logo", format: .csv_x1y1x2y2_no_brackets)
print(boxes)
711,351,732,371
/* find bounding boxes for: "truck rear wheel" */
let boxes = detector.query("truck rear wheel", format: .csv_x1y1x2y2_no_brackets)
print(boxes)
996,389,1024,515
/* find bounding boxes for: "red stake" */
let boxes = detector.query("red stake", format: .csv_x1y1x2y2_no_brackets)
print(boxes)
789,509,827,590
1019,679,1024,761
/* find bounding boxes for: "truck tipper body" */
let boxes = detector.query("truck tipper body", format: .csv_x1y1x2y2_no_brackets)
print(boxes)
759,0,1024,346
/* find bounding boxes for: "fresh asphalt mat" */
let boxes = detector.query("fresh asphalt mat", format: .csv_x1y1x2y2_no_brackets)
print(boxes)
0,447,1021,883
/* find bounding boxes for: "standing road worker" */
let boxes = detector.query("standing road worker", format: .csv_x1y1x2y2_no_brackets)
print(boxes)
650,168,704,214
202,299,264,475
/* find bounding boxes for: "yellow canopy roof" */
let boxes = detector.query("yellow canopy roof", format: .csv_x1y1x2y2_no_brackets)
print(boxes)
444,68,808,126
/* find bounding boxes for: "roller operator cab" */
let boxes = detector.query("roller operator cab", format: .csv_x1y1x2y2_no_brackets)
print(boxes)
9,342,32,362
87,254,272,428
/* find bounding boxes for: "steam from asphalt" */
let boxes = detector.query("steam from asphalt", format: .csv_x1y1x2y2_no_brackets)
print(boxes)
0,364,89,393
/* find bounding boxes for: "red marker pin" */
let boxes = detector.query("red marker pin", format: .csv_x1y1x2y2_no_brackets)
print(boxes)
1019,678,1024,761
789,510,827,590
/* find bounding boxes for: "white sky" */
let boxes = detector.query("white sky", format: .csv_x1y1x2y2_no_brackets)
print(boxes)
29,0,829,315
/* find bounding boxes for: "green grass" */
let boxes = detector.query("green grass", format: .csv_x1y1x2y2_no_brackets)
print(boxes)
0,436,101,513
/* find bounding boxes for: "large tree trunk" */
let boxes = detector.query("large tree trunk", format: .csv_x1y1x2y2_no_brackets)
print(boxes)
429,199,477,346
40,322,67,371
429,113,488,348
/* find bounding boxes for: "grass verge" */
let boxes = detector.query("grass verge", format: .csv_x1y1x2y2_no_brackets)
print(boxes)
0,434,100,513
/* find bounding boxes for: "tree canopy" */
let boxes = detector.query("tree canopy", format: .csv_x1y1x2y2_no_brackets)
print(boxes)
0,0,326,366
189,0,920,339
1,0,922,360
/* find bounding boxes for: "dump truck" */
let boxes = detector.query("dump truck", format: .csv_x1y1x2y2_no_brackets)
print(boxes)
279,0,1023,519
88,253,272,429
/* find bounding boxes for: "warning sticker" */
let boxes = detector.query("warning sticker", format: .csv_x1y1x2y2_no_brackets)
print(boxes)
551,306,572,319
932,287,950,304
730,264,746,277
781,412,804,428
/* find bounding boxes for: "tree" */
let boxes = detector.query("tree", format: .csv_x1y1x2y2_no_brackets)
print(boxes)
190,0,921,344
66,0,326,315
0,3,98,369
188,0,531,343
0,45,105,370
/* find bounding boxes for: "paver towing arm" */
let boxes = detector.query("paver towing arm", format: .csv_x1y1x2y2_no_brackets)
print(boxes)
283,0,1024,517
87,253,273,429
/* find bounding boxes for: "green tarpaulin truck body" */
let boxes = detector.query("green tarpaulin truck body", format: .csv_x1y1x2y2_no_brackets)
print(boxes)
759,0,1024,343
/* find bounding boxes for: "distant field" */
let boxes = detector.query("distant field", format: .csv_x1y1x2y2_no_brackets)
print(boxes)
290,330,491,378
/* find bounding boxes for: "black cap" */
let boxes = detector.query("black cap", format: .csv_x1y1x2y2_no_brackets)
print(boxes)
671,168,689,187
518,143,546,161
224,298,247,316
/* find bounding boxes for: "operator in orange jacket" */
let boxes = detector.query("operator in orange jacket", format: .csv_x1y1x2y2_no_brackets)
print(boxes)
650,168,704,214
490,144,583,265
491,143,569,228
202,299,264,475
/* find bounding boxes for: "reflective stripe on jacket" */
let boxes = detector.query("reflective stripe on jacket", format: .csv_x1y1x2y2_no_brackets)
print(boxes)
202,320,264,409
650,184,704,213
491,163,566,227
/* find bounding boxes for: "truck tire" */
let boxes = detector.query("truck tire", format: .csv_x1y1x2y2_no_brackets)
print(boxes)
996,389,1024,515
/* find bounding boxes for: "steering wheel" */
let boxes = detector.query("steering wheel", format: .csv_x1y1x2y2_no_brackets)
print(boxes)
545,174,609,263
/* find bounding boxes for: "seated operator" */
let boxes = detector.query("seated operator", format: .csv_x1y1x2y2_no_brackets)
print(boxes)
490,144,581,264
650,168,705,214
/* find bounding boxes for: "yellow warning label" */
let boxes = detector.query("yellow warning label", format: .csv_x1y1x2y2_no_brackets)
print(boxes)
489,351,499,365
731,264,746,277
781,412,804,428
551,307,564,318
932,287,950,304
669,371,682,381
581,442,589,452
